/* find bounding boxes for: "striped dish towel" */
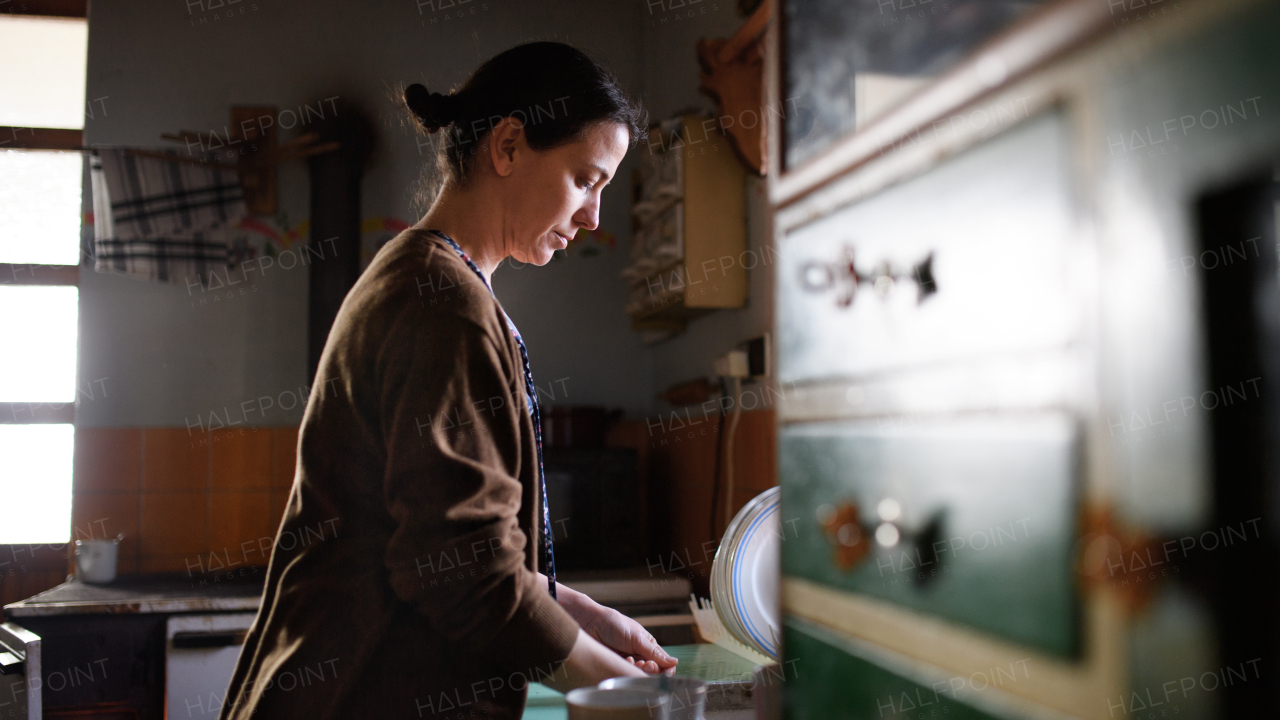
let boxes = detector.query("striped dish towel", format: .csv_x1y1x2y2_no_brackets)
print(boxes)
91,149,247,283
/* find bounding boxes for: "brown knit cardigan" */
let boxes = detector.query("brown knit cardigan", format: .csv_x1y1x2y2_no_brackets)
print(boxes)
219,229,580,720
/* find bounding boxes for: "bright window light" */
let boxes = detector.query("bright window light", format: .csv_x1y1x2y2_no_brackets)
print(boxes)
0,286,79,402
0,15,89,129
0,424,73,543
0,150,84,265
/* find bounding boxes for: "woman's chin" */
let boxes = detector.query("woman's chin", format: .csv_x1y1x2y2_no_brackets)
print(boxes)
513,247,557,266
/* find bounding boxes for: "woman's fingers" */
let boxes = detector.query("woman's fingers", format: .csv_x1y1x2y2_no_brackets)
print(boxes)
633,631,678,668
586,606,680,671
618,654,662,674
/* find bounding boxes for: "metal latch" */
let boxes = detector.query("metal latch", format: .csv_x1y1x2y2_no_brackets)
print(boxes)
0,650,22,675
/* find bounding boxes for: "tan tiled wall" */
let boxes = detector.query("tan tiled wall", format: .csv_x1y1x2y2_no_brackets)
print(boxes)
71,426,298,577
12,414,770,606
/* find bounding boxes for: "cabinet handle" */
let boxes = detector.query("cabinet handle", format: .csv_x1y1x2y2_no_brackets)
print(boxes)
798,246,937,308
820,500,945,586
913,253,937,300
171,631,247,649
819,501,871,570
0,651,22,675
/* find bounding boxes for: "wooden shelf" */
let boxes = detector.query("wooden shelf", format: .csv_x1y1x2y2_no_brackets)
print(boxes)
625,115,748,336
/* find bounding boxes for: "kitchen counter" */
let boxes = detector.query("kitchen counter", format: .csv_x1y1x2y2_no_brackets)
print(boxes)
4,573,267,720
3,572,265,617
8,568,690,619
8,578,761,718
522,643,763,720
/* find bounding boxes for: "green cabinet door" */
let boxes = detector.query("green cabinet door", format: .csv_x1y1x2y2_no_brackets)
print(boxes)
779,414,1080,657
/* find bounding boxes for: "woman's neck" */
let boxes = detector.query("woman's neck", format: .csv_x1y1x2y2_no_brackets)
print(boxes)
416,181,508,285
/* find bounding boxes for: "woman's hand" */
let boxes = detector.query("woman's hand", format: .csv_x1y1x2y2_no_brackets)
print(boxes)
546,577,679,675
542,629,647,694
579,604,678,675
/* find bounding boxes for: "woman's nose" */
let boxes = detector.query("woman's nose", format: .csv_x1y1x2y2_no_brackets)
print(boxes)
574,199,600,231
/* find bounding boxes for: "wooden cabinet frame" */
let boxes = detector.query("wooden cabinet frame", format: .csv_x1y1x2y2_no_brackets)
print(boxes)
767,0,1270,716
770,0,1147,209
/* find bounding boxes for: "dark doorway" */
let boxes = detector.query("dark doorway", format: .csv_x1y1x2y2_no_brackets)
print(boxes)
1195,166,1280,716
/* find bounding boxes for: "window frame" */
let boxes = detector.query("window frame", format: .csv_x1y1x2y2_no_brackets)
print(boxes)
1,0,87,19
0,0,88,575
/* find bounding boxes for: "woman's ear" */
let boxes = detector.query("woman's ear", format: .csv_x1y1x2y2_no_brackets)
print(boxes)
488,117,525,178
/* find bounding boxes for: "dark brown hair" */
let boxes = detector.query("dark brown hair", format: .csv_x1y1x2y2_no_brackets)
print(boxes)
405,42,646,192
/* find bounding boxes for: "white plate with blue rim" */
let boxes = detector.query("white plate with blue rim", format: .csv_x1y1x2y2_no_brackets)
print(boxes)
711,486,781,660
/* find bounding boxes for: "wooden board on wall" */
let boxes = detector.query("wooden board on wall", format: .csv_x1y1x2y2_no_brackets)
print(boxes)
631,408,777,598
682,116,749,310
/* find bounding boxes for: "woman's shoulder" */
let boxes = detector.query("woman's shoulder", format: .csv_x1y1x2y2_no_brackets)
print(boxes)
356,228,505,335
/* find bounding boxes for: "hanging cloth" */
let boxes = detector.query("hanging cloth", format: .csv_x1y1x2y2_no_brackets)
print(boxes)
91,148,246,283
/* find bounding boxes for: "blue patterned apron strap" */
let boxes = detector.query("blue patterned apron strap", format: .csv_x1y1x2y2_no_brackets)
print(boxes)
526,370,558,599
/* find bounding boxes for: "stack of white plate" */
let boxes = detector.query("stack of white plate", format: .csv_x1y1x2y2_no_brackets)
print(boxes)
710,487,781,660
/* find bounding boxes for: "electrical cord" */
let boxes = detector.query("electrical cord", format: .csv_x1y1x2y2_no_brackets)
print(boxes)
709,377,728,542
724,377,744,532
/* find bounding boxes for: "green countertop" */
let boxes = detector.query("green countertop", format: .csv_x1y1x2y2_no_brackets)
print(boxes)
521,644,763,720
522,683,572,720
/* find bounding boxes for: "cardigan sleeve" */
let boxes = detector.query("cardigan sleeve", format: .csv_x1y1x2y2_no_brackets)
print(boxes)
378,309,580,672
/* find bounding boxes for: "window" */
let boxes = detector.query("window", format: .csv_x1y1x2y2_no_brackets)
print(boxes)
0,4,89,544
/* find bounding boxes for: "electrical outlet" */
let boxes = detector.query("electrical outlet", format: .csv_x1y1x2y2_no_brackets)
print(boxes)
745,334,771,378
715,334,771,379
715,350,750,378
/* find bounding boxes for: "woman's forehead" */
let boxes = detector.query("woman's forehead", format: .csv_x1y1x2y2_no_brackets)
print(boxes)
562,122,630,166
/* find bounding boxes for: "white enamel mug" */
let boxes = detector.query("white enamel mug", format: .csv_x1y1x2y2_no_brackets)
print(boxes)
75,535,122,584
566,687,670,720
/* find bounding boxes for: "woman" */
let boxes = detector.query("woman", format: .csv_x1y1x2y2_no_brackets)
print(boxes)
220,42,676,720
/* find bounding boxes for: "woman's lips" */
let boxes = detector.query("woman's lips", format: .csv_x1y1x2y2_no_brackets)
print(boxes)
553,231,571,248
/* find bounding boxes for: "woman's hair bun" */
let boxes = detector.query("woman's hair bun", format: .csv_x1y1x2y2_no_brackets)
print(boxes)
405,83,458,133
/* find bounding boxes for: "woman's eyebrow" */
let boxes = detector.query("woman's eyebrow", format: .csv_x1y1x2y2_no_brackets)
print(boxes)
588,163,611,182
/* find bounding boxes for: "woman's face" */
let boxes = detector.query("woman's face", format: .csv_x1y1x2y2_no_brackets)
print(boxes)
499,121,631,266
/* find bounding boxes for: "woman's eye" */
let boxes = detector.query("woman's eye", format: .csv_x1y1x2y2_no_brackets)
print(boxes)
578,177,595,191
